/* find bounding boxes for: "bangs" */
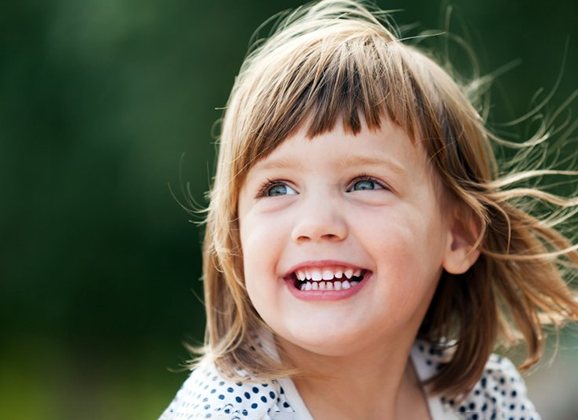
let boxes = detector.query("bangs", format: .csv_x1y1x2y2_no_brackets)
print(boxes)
225,14,444,180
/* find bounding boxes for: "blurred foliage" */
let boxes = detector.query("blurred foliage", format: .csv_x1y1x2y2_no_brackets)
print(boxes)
1,0,577,419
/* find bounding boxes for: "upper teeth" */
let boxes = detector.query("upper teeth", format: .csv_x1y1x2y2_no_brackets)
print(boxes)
295,268,362,281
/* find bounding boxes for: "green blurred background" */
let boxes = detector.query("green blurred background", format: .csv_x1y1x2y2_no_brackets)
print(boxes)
1,1,577,419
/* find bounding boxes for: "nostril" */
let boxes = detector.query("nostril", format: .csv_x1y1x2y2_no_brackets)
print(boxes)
321,233,340,240
294,230,346,243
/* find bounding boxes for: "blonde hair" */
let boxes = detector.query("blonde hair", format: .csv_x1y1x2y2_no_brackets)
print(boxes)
196,0,578,397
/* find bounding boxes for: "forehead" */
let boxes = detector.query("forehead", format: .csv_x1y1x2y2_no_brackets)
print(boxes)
245,117,426,180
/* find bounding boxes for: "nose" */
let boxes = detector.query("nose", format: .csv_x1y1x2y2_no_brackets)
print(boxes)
290,195,348,243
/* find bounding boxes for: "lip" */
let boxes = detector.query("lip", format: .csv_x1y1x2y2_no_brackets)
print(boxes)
282,260,372,302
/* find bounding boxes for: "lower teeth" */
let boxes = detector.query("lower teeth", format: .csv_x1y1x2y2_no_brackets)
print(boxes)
299,279,360,291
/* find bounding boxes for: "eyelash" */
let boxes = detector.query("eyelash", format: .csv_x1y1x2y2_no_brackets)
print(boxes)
255,174,388,198
348,174,387,192
256,178,291,198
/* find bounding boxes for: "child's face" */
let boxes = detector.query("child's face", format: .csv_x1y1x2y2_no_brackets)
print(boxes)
238,118,456,357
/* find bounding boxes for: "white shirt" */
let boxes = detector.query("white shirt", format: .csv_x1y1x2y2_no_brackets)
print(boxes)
160,339,540,419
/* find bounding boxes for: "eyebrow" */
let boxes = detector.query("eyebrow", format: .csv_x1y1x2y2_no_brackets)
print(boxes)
254,154,407,176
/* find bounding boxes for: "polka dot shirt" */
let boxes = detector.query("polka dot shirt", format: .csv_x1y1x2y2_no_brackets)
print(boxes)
160,340,540,419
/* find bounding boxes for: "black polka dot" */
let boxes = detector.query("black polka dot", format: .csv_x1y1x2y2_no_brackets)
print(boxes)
244,392,251,399
227,387,234,393
252,387,259,393
235,396,242,403
260,395,268,403
251,403,258,409
218,394,225,400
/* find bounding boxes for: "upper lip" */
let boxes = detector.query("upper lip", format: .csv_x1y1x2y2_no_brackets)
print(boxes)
282,260,369,278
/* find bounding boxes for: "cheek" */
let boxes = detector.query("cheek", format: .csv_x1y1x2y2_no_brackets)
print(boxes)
240,214,286,264
366,212,445,287
239,214,287,299
371,229,442,326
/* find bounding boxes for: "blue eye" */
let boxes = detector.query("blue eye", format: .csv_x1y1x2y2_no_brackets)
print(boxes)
260,181,297,197
348,177,384,192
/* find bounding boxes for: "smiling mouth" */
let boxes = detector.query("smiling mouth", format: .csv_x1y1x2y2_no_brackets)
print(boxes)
289,268,369,291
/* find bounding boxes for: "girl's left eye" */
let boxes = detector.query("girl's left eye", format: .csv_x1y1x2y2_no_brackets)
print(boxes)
347,176,385,192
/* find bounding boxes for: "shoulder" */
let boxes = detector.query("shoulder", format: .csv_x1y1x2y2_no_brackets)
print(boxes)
159,357,296,419
413,341,541,420
450,354,540,419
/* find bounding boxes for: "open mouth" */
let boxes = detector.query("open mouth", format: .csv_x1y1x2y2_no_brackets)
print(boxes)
288,268,369,291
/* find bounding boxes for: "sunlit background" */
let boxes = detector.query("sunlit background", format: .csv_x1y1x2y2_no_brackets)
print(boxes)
1,1,577,419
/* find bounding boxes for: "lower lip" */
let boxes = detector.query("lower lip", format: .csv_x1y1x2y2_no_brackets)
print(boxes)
285,273,371,301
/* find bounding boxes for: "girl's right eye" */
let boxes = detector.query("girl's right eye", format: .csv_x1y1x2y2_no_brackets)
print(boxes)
257,180,297,198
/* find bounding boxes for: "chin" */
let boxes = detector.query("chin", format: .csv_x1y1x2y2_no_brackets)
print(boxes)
279,325,368,357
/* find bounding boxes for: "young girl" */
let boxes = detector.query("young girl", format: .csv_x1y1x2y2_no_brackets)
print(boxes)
161,1,578,418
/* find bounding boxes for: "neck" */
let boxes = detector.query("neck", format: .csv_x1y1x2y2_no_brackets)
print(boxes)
278,336,430,419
